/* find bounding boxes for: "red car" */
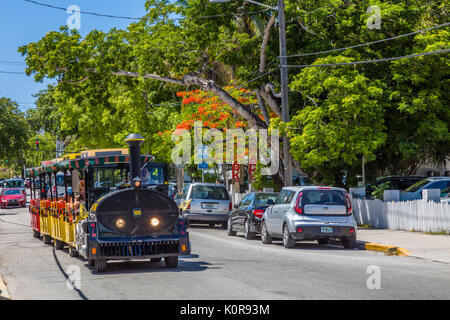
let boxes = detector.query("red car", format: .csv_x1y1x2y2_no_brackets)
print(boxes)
0,188,26,208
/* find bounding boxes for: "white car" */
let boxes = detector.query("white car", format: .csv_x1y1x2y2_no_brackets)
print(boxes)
261,186,357,249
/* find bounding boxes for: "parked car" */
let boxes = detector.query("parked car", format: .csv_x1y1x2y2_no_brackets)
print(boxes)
261,186,357,249
400,177,450,201
2,178,25,192
227,192,278,239
181,183,232,228
0,188,26,208
365,175,425,199
441,189,450,204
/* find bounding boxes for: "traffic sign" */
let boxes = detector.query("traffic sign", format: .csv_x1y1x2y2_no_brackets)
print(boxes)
198,162,209,170
197,145,208,160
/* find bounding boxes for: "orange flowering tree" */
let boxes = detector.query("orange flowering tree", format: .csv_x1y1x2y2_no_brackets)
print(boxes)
151,87,277,179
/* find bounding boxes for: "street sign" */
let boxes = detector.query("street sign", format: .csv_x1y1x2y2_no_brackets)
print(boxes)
249,164,256,180
232,162,240,182
198,162,209,170
197,145,208,160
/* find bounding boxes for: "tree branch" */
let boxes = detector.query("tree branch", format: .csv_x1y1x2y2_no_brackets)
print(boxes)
258,87,282,118
260,15,276,73
256,91,270,126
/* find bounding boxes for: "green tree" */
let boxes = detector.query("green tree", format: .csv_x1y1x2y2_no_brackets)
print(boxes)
0,98,29,163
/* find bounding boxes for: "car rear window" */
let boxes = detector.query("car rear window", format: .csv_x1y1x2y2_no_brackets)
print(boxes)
255,193,277,206
302,190,345,206
190,185,229,200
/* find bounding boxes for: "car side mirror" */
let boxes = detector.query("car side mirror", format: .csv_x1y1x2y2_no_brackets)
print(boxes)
267,199,275,205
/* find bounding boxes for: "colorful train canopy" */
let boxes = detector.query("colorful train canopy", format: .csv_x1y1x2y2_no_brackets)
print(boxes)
26,149,155,176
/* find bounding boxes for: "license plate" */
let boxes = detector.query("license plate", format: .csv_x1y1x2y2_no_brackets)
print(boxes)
321,227,333,234
203,203,215,209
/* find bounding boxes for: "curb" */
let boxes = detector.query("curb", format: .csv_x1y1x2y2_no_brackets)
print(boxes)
365,243,411,257
0,274,11,300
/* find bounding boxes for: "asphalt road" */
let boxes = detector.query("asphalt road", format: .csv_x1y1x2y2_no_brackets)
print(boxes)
1,204,450,300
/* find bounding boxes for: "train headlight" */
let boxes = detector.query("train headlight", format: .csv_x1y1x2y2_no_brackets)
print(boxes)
115,218,126,229
150,217,160,227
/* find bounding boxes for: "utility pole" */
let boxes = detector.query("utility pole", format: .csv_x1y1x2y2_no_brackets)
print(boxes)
210,0,292,186
278,0,292,187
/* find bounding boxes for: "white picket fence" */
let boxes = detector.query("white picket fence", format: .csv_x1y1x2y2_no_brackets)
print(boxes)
351,197,450,233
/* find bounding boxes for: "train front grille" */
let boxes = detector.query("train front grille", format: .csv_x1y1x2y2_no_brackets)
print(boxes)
98,240,180,257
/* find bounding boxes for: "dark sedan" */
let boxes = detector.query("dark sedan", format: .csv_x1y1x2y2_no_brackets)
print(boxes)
227,192,277,240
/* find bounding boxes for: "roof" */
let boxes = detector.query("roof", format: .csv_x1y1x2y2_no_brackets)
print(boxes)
25,149,155,176
283,186,347,193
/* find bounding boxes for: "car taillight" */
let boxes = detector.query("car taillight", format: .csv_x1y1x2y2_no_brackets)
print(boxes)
294,192,303,214
349,227,355,234
346,194,352,214
229,202,232,211
187,203,191,210
253,209,265,218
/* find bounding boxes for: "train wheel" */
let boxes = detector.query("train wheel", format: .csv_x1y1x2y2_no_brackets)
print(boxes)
32,230,40,238
43,234,52,245
95,259,107,273
54,239,64,250
69,246,79,257
164,256,178,268
150,258,162,263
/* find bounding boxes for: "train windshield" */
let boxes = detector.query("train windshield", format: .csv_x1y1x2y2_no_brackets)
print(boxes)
142,166,164,185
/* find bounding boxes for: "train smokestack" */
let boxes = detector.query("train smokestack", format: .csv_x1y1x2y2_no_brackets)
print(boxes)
125,133,145,181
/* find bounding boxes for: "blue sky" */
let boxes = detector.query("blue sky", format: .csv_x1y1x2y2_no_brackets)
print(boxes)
0,0,149,112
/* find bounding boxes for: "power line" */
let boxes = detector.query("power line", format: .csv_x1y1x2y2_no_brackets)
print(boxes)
0,70,27,75
284,49,450,68
24,0,269,22
283,22,450,58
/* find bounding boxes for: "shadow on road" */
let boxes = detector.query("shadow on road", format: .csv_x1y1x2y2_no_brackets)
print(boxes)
86,258,212,275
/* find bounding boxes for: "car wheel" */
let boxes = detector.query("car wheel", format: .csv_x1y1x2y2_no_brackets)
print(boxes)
318,239,329,245
150,258,162,263
283,224,296,249
343,236,357,249
165,256,178,268
244,219,256,240
88,259,95,267
32,230,40,238
261,221,272,244
95,259,107,273
227,217,237,236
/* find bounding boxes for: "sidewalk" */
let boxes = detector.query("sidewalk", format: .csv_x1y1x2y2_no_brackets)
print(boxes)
357,228,450,264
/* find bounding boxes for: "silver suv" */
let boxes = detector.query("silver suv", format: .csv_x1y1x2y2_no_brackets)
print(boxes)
261,186,357,249
181,183,232,228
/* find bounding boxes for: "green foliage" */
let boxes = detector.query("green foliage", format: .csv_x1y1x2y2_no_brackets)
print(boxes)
0,98,29,162
372,181,391,200
252,163,276,191
16,0,449,185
